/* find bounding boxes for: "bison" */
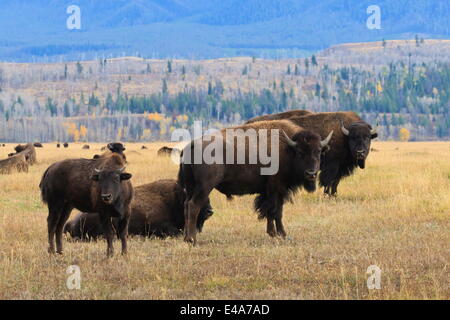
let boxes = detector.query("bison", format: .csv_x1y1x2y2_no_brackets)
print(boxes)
157,146,180,157
40,153,134,257
0,153,29,174
93,142,127,162
82,145,90,150
64,212,105,241
245,109,313,124
64,179,213,241
57,143,60,148
287,111,378,196
63,143,69,148
34,142,43,148
178,120,333,244
13,144,37,165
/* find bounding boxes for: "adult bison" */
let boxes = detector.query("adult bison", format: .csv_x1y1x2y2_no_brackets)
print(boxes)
63,142,69,148
40,153,133,257
178,120,333,244
65,179,213,240
245,109,313,124
14,144,37,165
0,153,28,174
93,142,127,161
287,111,378,196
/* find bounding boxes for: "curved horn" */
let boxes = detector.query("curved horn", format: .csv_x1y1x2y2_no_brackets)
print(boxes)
117,167,126,172
321,130,333,147
281,130,297,147
370,122,379,135
341,121,349,136
94,168,102,173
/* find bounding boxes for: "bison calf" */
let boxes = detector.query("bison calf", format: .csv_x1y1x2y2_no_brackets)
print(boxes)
40,153,133,257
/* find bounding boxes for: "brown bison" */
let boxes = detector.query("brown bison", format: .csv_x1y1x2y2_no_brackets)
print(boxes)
56,143,60,148
178,120,333,244
245,109,313,124
93,142,127,161
287,111,378,196
82,145,90,150
13,144,37,165
0,153,29,174
34,142,43,148
157,146,180,157
40,153,134,257
63,142,69,148
65,179,213,241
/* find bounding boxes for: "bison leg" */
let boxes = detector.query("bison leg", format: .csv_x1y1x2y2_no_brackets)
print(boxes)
185,199,202,244
274,206,286,238
47,212,59,254
330,180,340,196
266,219,276,237
117,213,130,255
100,216,115,257
55,205,73,254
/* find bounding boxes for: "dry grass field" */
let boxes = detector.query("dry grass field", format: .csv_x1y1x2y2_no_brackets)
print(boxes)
0,141,449,300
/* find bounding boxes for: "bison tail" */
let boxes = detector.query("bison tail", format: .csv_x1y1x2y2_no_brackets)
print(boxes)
39,167,51,204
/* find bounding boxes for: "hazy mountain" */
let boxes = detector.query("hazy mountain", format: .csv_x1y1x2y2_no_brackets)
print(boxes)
0,0,449,61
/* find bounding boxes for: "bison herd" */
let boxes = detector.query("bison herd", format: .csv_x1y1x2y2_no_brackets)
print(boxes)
35,110,377,257
0,143,37,174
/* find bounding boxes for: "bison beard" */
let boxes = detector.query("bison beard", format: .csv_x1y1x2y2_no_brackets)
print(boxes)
178,120,332,244
39,153,133,257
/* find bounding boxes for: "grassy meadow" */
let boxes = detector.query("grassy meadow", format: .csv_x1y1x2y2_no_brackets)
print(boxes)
0,141,449,299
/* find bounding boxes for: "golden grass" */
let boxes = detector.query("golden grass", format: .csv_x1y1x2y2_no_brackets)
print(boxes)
0,141,449,300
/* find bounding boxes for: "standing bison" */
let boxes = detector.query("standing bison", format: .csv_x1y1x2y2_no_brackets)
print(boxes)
288,111,378,196
40,153,133,257
178,120,332,244
245,109,313,124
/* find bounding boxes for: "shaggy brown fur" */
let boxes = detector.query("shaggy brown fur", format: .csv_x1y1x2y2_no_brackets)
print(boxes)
0,153,29,174
40,153,133,257
245,109,313,124
179,120,332,244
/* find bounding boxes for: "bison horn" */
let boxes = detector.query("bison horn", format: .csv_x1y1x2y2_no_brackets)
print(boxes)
341,121,349,136
321,130,333,147
118,167,126,172
281,130,297,147
94,168,102,173
370,122,379,135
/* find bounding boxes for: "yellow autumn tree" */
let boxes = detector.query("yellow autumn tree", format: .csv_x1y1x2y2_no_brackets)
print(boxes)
80,125,88,140
376,81,383,93
148,113,164,122
399,128,410,142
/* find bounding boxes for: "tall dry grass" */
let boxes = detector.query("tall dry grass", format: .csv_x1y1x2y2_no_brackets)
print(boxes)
0,141,449,299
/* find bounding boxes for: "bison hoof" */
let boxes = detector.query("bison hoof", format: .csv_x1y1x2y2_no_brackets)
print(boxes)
184,236,196,245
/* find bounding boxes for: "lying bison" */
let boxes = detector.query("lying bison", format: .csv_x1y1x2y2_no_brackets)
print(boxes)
178,120,333,244
0,153,28,174
82,145,90,150
34,142,43,148
245,109,313,124
157,146,180,157
65,179,213,241
40,153,133,257
288,111,378,196
13,144,37,165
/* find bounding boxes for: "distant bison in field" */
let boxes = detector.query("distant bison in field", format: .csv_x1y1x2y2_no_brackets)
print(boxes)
40,153,134,257
33,142,43,148
157,146,180,157
287,111,378,196
65,179,213,241
179,120,332,244
0,153,29,174
63,143,69,148
14,144,37,165
82,145,90,149
56,143,60,148
93,142,127,162
141,146,148,150
245,109,313,124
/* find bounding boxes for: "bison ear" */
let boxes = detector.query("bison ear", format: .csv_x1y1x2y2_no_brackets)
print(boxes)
91,174,99,181
120,173,132,181
371,133,378,139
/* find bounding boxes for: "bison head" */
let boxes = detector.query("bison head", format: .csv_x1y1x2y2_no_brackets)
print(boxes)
282,129,333,192
91,167,132,205
341,121,378,169
107,142,126,154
